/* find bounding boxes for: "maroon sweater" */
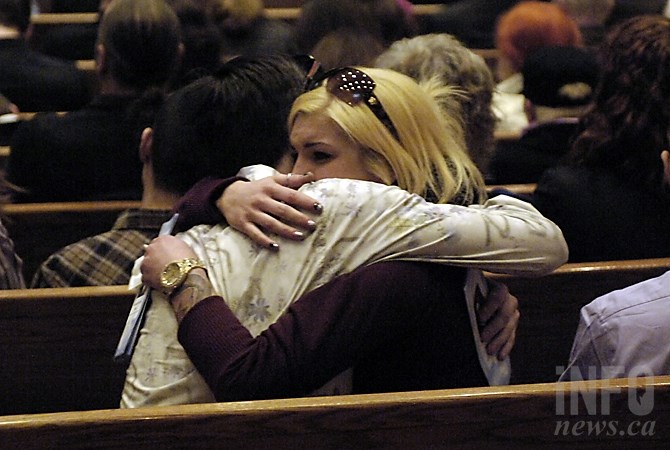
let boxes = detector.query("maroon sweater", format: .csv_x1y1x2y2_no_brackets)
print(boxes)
173,176,234,232
179,261,487,401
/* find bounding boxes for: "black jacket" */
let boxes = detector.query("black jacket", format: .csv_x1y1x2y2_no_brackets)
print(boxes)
490,119,578,184
0,39,91,112
532,165,670,262
7,95,144,202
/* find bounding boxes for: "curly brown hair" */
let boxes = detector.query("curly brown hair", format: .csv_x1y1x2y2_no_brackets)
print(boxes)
570,15,670,194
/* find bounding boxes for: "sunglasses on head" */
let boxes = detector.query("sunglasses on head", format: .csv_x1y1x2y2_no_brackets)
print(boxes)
295,56,399,141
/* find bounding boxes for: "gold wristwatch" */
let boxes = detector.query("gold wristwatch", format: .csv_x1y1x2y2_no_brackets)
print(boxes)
159,257,207,295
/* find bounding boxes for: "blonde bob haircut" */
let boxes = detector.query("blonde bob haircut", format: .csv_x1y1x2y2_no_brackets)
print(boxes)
289,67,486,205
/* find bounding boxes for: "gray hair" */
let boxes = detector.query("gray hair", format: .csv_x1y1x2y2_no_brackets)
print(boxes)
375,33,497,175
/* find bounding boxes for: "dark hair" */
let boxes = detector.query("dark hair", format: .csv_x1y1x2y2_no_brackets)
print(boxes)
151,55,306,195
97,0,183,90
295,0,417,54
166,0,223,88
569,15,670,194
0,0,30,33
311,28,386,71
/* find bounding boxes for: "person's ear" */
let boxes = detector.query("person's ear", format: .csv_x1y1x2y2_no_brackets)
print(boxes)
177,42,185,64
95,44,106,74
661,150,670,185
524,98,536,123
139,127,154,164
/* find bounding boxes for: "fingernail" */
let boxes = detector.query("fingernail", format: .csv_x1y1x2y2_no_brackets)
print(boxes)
303,171,314,177
307,219,316,229
313,202,323,212
269,242,279,250
293,231,305,239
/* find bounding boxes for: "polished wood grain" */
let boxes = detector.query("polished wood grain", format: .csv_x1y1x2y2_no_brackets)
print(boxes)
31,12,99,25
486,183,536,196
0,286,135,416
0,376,668,449
30,5,447,24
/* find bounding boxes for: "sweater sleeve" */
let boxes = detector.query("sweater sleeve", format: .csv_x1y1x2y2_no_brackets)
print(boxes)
173,176,245,231
178,261,461,401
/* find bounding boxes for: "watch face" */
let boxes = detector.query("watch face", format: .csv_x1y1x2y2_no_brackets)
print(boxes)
161,262,183,288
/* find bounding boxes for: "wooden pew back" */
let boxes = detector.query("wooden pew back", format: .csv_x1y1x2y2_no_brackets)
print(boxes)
0,145,8,170
1,376,668,448
490,258,670,384
0,286,135,415
1,201,141,282
2,259,669,416
487,183,536,196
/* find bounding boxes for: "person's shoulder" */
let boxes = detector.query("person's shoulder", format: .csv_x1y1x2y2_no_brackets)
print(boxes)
539,164,652,202
33,234,107,288
33,228,151,288
11,111,71,143
531,165,588,215
575,270,670,373
43,228,137,262
536,164,594,193
9,112,53,144
24,47,81,72
586,270,670,321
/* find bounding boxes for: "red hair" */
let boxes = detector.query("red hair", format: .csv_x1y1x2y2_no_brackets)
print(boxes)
495,1,583,71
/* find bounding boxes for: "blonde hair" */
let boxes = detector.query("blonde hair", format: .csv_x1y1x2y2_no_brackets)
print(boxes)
289,67,486,205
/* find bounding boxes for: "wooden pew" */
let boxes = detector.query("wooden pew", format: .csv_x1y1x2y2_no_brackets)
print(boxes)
494,129,523,142
0,376,668,448
30,4,447,23
75,59,99,93
264,0,305,6
2,259,668,416
1,201,141,282
75,59,95,72
489,258,670,385
0,286,135,416
0,145,9,169
31,12,99,25
487,183,536,196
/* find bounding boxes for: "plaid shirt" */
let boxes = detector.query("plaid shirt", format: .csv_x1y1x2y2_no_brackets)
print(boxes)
31,209,173,288
0,219,25,289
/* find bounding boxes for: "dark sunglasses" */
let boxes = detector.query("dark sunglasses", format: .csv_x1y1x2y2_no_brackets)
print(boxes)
295,59,399,141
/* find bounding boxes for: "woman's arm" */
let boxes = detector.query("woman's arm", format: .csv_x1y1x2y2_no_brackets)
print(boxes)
175,167,567,276
167,261,463,401
173,170,321,244
142,235,520,367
